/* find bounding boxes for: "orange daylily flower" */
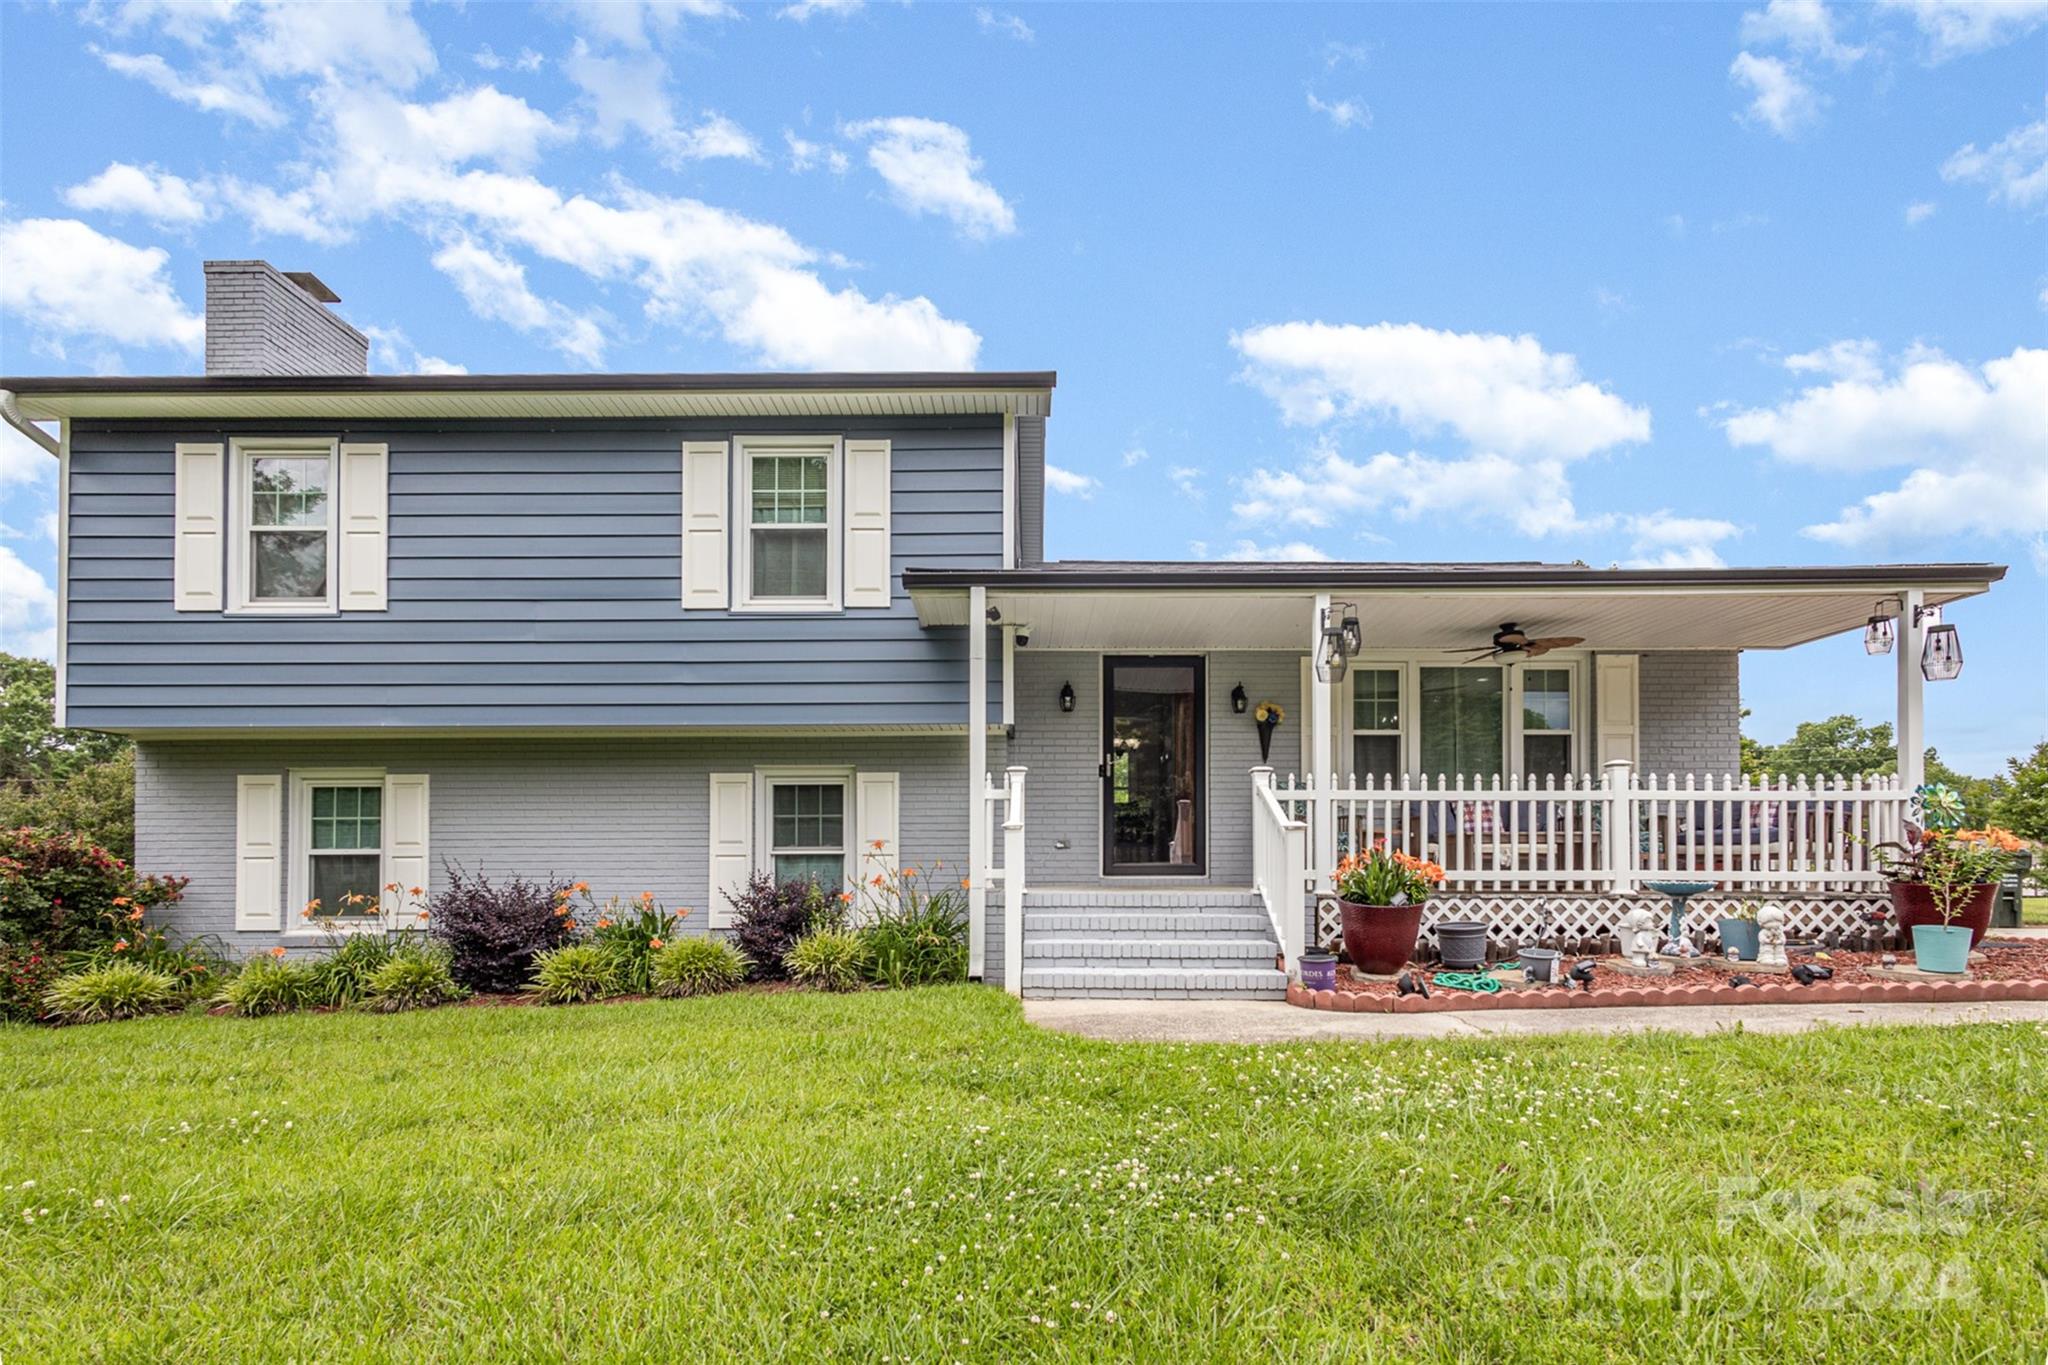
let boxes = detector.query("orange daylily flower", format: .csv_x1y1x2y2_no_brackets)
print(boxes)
127,907,145,922
112,896,131,907
416,910,429,921
596,917,614,929
113,938,128,952
870,838,887,851
573,881,591,894
649,937,664,950
384,882,401,893
960,877,971,890
269,946,287,959
838,890,854,904
409,886,424,898
639,890,656,904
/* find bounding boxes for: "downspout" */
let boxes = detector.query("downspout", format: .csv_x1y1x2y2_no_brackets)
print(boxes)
0,390,62,457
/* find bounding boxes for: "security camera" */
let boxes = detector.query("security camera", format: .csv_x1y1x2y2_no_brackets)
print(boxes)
1014,623,1032,647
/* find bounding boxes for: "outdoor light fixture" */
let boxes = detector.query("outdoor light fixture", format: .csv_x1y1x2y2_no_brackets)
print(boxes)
1921,613,1963,682
1339,606,1363,656
1863,601,1896,655
1230,683,1248,714
1314,602,1358,683
1058,681,1076,712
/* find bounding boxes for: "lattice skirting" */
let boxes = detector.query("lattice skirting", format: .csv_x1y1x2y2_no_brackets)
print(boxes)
1313,892,1897,959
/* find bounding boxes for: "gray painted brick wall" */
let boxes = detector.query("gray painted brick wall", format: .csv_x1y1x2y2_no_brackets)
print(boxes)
1637,651,1742,777
137,733,1003,976
1006,649,1297,886
203,261,369,377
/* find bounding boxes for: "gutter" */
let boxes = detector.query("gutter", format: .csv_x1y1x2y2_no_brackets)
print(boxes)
0,390,60,457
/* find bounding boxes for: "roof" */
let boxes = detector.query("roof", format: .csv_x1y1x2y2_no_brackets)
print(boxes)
0,370,1057,422
901,559,2008,591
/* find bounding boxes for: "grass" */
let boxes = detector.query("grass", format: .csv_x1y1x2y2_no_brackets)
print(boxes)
2025,895,2047,926
3,990,2044,1362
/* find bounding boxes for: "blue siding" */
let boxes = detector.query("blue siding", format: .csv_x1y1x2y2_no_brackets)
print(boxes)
65,417,1004,730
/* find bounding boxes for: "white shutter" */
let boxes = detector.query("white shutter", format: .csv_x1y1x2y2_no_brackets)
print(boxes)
338,442,389,611
1596,654,1640,770
856,771,900,903
382,774,430,925
173,442,224,612
234,774,282,931
844,438,892,608
681,440,730,610
707,772,753,928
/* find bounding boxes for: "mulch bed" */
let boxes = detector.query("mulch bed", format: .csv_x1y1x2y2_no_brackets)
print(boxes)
1288,938,2048,1014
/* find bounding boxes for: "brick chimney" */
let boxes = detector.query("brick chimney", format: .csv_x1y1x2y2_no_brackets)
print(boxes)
203,260,369,377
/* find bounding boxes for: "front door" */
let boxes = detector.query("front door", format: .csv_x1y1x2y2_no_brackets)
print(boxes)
1101,656,1205,876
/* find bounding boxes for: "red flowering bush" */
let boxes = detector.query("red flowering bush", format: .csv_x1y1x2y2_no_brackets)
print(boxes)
0,827,187,955
0,939,59,1023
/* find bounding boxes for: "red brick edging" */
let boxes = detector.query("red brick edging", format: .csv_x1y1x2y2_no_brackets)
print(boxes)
1285,976,2048,1014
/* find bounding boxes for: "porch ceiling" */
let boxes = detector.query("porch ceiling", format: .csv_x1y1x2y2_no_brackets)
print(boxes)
910,572,2000,653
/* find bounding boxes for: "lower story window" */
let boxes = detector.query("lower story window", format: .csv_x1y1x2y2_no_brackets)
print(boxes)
770,781,847,887
309,783,382,918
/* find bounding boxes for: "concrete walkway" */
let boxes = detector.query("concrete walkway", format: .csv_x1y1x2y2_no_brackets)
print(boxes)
1025,997,2048,1043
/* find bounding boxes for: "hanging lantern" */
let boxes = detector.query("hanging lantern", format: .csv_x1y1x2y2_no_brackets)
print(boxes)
1920,622,1963,681
1863,602,1896,655
1314,625,1348,683
1338,604,1363,656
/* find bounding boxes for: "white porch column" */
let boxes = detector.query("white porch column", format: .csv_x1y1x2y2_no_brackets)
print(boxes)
968,583,988,979
1309,591,1334,887
1896,587,1925,797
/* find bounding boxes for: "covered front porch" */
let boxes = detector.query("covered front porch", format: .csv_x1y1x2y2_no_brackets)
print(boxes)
904,560,2005,997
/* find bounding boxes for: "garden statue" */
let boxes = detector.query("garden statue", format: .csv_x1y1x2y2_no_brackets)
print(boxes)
1756,903,1788,967
1619,903,1662,966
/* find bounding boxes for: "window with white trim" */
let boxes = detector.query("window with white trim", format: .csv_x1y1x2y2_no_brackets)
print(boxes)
1342,658,1584,781
736,436,841,610
768,779,849,887
231,439,338,613
1349,667,1403,780
1519,667,1574,781
306,782,382,920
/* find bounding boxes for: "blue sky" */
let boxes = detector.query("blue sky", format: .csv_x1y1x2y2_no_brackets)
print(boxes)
0,0,2042,772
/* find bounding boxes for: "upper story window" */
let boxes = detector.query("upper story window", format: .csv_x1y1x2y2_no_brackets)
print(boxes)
228,438,340,614
736,436,842,611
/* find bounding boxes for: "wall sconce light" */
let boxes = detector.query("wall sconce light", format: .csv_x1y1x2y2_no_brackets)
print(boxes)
1339,607,1363,657
1058,681,1075,712
1921,617,1963,682
1863,600,1896,655
1230,683,1248,714
1314,602,1354,684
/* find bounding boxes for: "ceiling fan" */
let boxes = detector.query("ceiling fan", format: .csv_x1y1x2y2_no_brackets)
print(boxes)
1457,622,1585,663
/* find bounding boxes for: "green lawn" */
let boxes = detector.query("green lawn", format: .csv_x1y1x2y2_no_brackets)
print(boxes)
2025,895,2048,926
4,990,2044,1362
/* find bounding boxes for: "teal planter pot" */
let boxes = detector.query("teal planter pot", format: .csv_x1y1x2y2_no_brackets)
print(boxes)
1717,918,1759,961
1911,924,1973,974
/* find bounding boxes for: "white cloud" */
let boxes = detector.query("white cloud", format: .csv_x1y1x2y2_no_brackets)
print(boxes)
674,113,762,162
1169,466,1203,500
1783,337,1884,384
562,42,760,163
472,45,544,73
843,117,1017,239
1211,539,1333,563
360,324,467,376
1043,464,1100,498
1234,446,1590,539
1740,0,1865,63
63,162,211,226
1621,511,1742,568
1724,343,2048,547
0,421,59,489
558,0,737,48
1877,0,2048,57
94,48,282,125
0,546,57,661
431,238,609,367
1306,92,1370,129
242,0,435,85
975,7,1034,42
1729,52,1821,137
1230,321,1650,459
1905,200,1937,225
785,130,850,174
1941,100,2048,211
780,0,864,19
1121,447,1149,467
0,217,204,356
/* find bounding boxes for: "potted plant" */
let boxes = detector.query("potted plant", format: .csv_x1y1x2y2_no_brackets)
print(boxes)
1333,841,1445,976
1874,823,2023,955
1717,900,1761,962
1253,701,1285,763
1298,938,1338,991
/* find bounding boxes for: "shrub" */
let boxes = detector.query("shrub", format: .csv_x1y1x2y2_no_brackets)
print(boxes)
1,939,61,1023
42,962,181,1024
787,930,869,992
305,931,395,1008
0,826,187,954
65,921,230,1002
586,892,682,994
0,751,136,862
651,937,748,998
219,953,317,1017
529,944,620,1005
427,865,577,994
366,943,466,1012
727,874,837,982
854,853,969,988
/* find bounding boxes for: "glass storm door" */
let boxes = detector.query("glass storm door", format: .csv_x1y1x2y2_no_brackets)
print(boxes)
1101,656,1205,876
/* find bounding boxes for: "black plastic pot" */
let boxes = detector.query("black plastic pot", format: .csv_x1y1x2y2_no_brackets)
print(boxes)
1518,946,1561,982
1434,919,1491,970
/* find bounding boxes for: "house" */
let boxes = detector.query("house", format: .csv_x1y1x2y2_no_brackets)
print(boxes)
0,262,2007,999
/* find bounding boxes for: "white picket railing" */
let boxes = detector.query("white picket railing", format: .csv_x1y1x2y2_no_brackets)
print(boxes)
979,765,1027,996
1269,760,1910,899
1250,766,1310,974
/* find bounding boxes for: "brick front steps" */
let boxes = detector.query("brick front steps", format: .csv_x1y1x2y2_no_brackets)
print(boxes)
1286,976,2048,1014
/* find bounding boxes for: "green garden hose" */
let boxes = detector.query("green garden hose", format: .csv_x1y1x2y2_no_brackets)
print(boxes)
1430,971,1502,993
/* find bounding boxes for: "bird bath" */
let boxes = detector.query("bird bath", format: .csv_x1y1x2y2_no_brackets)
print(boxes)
1643,879,1717,946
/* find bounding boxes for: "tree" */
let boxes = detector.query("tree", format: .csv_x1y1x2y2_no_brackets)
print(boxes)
1744,714,1895,779
1992,741,2048,843
0,653,134,858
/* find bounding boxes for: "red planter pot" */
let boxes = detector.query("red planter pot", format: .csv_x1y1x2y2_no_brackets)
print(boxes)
1889,881,1997,948
1339,899,1424,976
